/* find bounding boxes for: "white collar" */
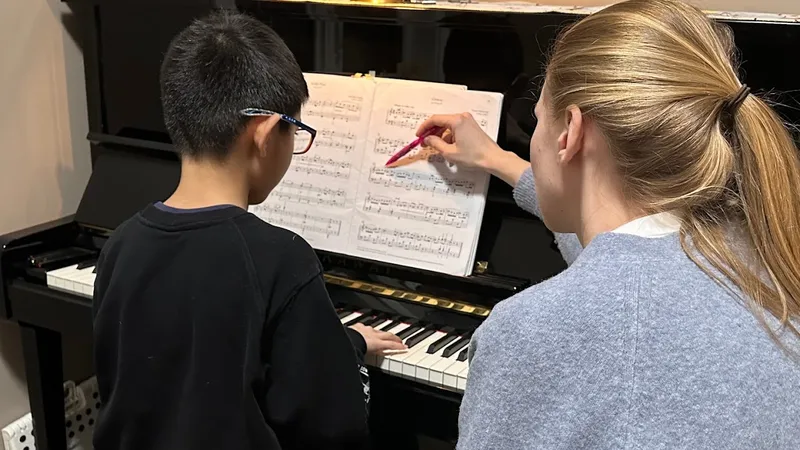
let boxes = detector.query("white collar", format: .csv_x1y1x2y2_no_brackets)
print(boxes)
611,211,681,238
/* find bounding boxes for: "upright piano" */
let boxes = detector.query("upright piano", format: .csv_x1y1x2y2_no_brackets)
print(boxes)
2,0,799,448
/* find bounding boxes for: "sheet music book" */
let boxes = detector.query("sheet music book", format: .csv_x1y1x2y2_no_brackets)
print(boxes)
250,73,503,276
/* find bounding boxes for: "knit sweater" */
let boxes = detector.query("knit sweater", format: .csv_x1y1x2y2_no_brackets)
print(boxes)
457,168,800,449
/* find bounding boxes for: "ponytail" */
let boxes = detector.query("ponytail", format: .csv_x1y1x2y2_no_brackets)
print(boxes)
543,0,800,350
683,91,800,345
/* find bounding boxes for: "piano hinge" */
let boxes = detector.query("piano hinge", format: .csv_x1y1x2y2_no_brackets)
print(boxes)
322,274,491,318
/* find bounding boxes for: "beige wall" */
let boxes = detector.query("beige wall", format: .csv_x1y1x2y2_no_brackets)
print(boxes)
0,0,92,438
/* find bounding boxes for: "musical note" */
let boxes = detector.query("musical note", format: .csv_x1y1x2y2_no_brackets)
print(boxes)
363,194,469,228
290,155,353,179
372,134,408,155
251,203,343,238
384,105,488,129
367,165,475,197
271,180,347,208
355,222,464,260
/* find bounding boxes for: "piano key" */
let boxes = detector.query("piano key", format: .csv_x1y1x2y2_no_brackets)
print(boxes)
427,351,462,387
457,347,469,361
415,343,452,384
457,365,469,391
395,323,423,340
45,262,97,298
76,259,97,270
426,328,458,354
392,330,448,378
442,333,472,358
404,325,437,349
443,360,468,390
336,307,353,319
363,313,389,327
339,311,363,325
400,331,450,378
375,322,413,369
343,309,372,327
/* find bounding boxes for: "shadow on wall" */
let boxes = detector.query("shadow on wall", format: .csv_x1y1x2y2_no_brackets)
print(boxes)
0,0,94,430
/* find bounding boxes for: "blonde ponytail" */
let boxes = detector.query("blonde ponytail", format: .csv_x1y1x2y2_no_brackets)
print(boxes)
685,92,800,341
545,0,800,346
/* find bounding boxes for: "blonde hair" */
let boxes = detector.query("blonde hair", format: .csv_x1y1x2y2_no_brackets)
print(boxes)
546,0,800,345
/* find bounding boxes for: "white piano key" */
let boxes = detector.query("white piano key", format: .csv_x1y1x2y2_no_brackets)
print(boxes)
372,322,411,368
400,331,448,379
457,364,469,391
339,312,362,324
443,360,468,391
414,346,451,384
429,355,459,387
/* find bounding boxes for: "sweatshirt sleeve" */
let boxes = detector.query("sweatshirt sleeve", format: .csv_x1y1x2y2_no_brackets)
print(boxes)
512,167,583,265
264,274,369,449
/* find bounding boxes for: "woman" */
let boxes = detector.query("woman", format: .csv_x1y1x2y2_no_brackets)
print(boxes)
418,0,800,448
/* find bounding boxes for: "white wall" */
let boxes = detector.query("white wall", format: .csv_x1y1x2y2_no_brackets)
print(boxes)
0,0,91,438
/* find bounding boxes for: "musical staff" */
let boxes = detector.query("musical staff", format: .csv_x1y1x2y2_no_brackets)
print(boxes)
291,156,352,179
363,194,469,228
373,134,407,155
384,105,488,129
251,203,342,238
271,180,347,208
356,223,464,259
367,165,475,197
314,129,357,153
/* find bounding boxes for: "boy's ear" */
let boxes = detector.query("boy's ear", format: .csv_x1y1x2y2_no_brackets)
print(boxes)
251,114,282,157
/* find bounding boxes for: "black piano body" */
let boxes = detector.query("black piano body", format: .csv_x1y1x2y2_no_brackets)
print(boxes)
2,1,799,448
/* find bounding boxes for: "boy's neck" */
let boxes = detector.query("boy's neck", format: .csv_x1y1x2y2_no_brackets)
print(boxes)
164,158,250,210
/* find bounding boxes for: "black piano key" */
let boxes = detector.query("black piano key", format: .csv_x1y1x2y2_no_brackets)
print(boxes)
376,315,407,332
457,347,469,362
426,327,458,354
343,309,372,327
337,308,352,320
364,313,389,327
77,258,97,270
395,323,423,340
404,325,437,348
442,331,473,358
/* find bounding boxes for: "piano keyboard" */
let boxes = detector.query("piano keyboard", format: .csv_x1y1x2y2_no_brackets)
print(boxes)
337,307,471,394
46,262,97,298
44,264,471,394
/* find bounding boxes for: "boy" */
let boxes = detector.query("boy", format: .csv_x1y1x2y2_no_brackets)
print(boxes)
91,11,404,450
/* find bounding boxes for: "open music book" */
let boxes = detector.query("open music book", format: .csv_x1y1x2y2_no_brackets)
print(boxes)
250,73,503,276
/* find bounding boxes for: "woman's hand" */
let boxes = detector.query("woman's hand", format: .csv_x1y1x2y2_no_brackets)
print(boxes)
349,323,407,356
416,113,530,186
416,113,502,170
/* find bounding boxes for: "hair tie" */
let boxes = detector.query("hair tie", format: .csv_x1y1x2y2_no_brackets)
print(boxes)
724,84,750,116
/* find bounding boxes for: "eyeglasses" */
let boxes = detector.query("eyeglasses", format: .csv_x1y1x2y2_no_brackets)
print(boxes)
240,108,316,155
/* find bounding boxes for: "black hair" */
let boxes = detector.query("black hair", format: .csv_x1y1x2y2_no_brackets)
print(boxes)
160,10,309,159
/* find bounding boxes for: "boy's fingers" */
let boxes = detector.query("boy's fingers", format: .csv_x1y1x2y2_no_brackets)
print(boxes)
377,339,408,351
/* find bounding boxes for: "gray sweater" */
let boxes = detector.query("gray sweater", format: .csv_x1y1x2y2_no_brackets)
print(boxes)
457,168,800,449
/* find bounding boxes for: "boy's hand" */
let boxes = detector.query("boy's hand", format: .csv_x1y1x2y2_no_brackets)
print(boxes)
349,323,407,355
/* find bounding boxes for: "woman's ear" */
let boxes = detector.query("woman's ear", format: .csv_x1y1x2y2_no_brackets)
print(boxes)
251,114,282,157
557,105,584,165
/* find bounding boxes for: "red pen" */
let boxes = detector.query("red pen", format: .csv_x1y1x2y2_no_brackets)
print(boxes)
384,126,442,166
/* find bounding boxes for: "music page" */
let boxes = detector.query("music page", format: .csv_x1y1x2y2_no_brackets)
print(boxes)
350,83,503,276
249,73,374,252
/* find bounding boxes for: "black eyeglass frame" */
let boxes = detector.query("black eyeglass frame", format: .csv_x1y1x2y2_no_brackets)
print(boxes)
240,108,316,155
